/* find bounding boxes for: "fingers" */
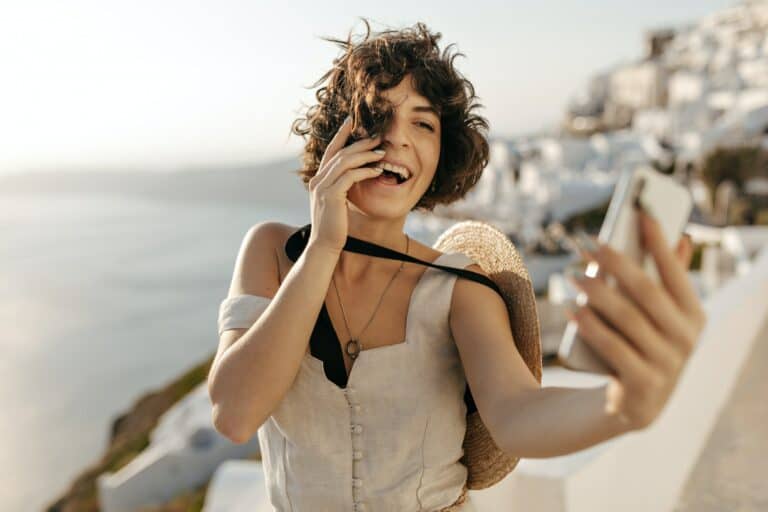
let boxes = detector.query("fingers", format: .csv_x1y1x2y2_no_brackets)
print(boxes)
318,147,385,190
569,231,607,283
568,272,683,373
676,234,694,269
328,167,384,193
582,242,696,358
639,209,703,320
565,303,653,382
318,116,353,171
311,135,383,189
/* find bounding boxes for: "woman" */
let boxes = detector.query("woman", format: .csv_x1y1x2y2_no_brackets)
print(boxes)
208,21,706,511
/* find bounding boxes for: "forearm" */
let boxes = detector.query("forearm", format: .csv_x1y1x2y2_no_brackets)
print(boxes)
495,384,635,459
209,242,340,440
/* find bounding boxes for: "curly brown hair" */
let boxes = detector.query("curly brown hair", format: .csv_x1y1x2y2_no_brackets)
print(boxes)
290,19,490,212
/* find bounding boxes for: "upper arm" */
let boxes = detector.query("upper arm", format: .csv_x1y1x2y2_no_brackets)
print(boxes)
450,264,541,440
213,221,286,370
228,221,286,299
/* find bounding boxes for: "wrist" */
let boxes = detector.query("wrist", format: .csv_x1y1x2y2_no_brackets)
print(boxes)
601,383,641,435
305,241,343,261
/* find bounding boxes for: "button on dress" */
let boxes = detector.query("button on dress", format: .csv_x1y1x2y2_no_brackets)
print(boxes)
217,227,482,512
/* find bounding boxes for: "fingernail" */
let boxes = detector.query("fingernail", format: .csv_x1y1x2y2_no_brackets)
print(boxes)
343,115,351,125
373,149,386,155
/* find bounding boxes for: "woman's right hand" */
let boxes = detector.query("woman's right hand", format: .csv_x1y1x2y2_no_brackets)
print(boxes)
306,116,386,254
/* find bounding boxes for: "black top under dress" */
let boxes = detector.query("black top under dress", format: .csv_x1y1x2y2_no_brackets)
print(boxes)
284,223,502,414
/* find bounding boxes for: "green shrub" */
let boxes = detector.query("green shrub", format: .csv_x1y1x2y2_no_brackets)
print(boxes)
46,355,216,511
701,146,768,206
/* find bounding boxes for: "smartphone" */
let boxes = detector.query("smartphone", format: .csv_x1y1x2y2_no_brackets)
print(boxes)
557,165,694,374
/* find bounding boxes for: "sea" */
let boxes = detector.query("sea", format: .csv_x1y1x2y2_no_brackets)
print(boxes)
0,181,311,511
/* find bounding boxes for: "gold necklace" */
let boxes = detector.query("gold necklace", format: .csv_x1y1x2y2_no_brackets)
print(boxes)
331,234,410,361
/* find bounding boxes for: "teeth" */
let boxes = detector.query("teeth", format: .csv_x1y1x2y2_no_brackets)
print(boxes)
379,162,410,181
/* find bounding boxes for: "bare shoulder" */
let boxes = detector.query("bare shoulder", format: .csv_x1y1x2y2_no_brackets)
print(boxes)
227,221,299,298
409,238,444,262
463,263,487,277
450,261,504,316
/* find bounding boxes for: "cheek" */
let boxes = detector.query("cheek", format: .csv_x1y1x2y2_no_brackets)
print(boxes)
417,167,438,195
421,139,441,171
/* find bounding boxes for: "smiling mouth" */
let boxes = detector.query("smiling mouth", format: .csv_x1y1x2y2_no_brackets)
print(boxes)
369,158,412,185
372,167,410,185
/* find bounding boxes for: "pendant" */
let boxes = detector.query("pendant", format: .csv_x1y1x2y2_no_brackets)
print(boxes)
345,339,361,360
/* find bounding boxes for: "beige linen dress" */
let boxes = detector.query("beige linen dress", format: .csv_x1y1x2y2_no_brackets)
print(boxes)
218,247,480,512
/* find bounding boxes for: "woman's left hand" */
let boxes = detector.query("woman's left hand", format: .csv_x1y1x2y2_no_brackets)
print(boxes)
566,207,708,431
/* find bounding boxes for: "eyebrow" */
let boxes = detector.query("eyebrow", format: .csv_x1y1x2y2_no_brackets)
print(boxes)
412,105,441,118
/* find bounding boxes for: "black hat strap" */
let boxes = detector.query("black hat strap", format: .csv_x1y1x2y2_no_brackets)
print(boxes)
341,229,502,296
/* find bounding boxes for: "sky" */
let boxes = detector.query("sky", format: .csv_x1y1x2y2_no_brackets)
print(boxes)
0,0,735,174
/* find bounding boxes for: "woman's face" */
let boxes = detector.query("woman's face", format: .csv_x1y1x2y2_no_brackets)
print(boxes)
346,74,441,219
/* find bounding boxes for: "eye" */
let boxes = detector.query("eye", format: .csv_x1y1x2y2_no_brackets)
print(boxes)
416,121,435,132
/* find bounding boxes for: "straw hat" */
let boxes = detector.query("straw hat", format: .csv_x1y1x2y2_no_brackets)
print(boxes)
432,220,543,489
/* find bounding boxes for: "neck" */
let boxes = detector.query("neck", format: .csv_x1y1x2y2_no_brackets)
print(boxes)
336,210,409,283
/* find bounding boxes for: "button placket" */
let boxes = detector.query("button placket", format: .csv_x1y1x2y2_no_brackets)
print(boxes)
345,386,365,506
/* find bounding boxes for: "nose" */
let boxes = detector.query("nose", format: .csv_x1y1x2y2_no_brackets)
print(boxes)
381,114,409,150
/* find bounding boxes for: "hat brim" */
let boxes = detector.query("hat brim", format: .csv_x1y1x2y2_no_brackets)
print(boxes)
433,220,543,489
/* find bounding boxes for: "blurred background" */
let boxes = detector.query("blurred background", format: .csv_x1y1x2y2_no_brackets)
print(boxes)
3,1,767,511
